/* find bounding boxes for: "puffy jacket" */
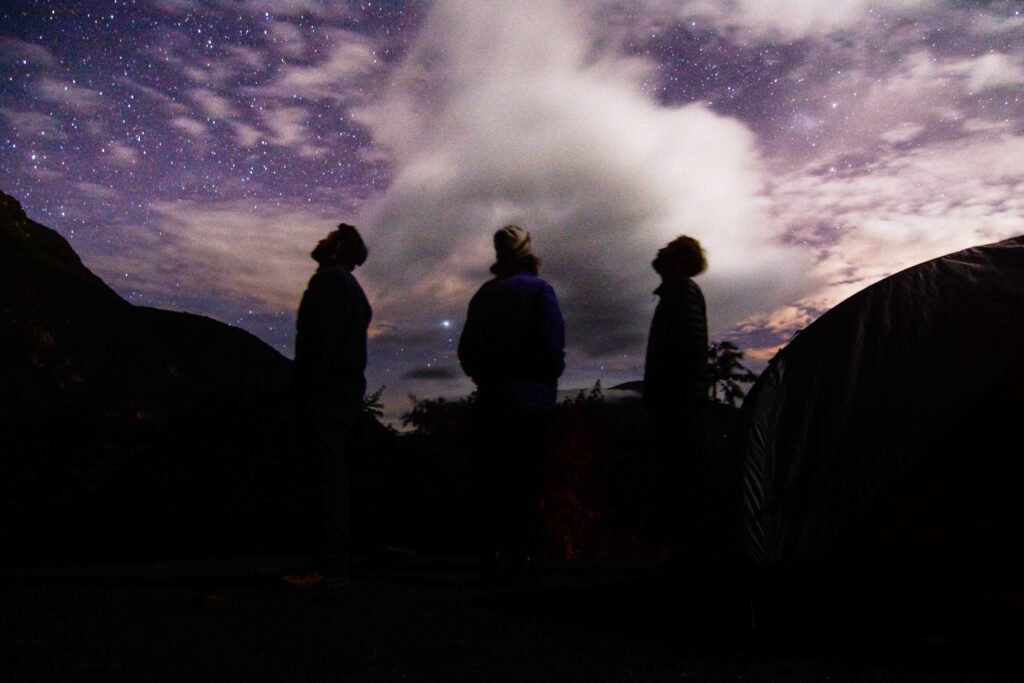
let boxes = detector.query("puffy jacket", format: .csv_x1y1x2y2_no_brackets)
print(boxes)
643,277,710,414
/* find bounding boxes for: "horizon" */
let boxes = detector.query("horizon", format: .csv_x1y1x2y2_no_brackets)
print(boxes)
3,1,1023,419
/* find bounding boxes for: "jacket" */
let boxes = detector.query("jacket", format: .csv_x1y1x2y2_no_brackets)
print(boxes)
294,264,372,406
643,276,710,415
458,273,565,412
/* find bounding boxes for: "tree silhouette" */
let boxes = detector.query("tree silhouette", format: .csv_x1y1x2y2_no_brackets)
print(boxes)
708,341,759,407
363,384,387,418
400,392,476,436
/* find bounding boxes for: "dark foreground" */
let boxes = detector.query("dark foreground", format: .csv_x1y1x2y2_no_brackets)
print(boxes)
3,558,1023,682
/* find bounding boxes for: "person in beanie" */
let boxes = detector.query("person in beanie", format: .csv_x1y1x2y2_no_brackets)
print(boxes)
643,235,712,568
458,225,565,583
290,223,372,588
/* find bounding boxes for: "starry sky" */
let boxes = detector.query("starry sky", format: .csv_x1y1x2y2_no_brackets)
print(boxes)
3,0,1023,423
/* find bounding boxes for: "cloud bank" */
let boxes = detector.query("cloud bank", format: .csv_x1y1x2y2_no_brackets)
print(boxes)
355,0,811,363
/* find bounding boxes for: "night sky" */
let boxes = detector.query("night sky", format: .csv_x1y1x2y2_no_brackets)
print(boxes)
3,1,1023,422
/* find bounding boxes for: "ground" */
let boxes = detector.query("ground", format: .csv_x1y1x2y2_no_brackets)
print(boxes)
3,557,1022,682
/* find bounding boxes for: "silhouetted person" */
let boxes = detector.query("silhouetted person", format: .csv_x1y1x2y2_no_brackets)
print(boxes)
643,235,711,567
459,225,565,582
292,223,371,588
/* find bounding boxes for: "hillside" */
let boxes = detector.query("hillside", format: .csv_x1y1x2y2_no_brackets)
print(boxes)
0,190,315,563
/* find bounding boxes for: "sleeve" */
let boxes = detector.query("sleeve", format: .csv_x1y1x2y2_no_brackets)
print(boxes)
457,290,484,382
295,270,352,392
671,282,709,399
538,282,566,380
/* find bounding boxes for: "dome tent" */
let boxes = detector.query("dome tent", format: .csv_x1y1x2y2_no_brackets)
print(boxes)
739,236,1024,583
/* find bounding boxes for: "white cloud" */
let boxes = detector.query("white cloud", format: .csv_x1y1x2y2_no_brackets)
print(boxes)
121,78,189,115
968,11,1024,35
766,46,1022,163
252,32,381,102
765,132,1024,332
226,45,269,70
354,0,811,357
95,199,366,323
260,105,325,156
0,108,66,139
879,123,925,145
215,0,354,19
671,0,940,41
170,116,210,139
953,52,1024,93
74,181,119,200
231,121,263,147
35,77,104,112
106,141,140,166
187,87,239,118
183,62,236,85
0,37,59,68
267,21,307,58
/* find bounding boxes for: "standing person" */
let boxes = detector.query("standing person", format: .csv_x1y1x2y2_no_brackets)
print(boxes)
290,223,372,589
643,235,712,567
458,225,565,583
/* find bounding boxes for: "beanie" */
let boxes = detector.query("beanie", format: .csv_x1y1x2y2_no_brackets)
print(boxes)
493,225,533,261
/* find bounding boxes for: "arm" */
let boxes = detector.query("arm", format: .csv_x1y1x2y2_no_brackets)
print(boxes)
537,282,566,380
457,290,484,382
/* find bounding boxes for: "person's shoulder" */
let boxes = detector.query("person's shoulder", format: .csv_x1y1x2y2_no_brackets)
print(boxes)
507,273,554,291
683,277,705,298
319,264,358,282
659,277,702,299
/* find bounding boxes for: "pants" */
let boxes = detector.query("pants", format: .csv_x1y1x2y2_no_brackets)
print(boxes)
475,393,552,563
653,402,711,557
304,394,358,575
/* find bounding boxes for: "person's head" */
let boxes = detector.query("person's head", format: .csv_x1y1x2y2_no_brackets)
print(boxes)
490,224,541,276
311,223,368,269
653,235,707,280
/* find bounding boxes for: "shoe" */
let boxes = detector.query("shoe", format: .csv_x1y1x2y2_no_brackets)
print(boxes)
281,571,324,587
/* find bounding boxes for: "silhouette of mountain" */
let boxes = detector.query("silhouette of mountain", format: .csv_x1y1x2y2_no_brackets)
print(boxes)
1,190,323,564
1,190,292,414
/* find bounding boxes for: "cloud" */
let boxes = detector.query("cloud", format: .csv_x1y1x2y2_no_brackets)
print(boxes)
763,131,1024,335
93,199,364,320
353,0,811,360
952,53,1024,93
0,37,59,68
231,121,263,147
215,0,355,19
186,87,239,118
226,45,269,70
170,116,210,139
105,141,140,166
761,40,1024,164
120,78,189,115
260,105,325,156
74,181,119,200
251,32,381,102
267,21,307,58
0,108,66,139
34,77,104,112
672,0,940,41
183,62,237,85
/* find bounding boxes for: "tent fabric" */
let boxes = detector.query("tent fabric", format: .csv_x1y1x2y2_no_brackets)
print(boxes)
739,236,1024,578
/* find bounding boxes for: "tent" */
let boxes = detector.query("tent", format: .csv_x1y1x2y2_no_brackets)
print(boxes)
738,236,1024,582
